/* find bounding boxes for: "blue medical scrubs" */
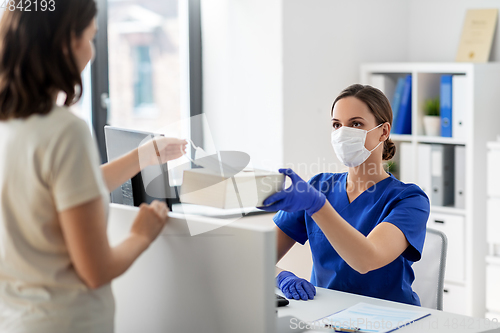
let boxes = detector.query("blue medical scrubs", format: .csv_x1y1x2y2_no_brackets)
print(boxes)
273,172,429,306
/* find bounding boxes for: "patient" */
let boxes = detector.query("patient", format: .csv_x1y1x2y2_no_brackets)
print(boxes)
0,1,186,332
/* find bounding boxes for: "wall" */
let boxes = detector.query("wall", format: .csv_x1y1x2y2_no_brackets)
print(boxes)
282,0,410,179
408,0,500,62
201,0,284,171
202,1,500,174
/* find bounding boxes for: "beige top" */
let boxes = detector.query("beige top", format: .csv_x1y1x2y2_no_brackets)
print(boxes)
0,106,114,333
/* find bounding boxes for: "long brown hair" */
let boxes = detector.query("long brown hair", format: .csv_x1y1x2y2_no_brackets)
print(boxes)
331,84,396,160
0,0,97,120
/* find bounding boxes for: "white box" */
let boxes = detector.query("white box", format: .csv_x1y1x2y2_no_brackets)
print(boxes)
428,213,465,283
443,283,467,315
370,74,395,101
488,150,500,197
485,312,500,322
180,168,285,209
486,264,500,313
487,199,500,244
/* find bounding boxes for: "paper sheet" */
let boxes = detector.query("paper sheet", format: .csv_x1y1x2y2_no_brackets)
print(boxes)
315,302,430,333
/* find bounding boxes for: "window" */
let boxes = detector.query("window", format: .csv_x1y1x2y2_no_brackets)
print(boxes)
73,64,93,132
133,46,155,113
92,0,202,162
107,0,185,131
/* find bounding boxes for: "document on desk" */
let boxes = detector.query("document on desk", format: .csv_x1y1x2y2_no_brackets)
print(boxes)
316,302,431,333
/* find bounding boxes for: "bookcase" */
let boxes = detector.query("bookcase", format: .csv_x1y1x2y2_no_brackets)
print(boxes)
361,63,500,318
486,141,500,321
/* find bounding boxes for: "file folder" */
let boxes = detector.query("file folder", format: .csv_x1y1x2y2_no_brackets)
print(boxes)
452,75,467,141
431,144,455,206
393,75,412,135
400,142,415,184
417,143,432,198
440,75,453,138
390,77,405,134
370,74,395,99
454,145,466,209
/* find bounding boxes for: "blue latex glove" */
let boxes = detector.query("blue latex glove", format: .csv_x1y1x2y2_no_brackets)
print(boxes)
277,271,316,300
258,168,326,216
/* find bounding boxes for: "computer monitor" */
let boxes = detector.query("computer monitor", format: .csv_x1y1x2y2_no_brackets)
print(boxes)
107,203,276,333
104,126,178,210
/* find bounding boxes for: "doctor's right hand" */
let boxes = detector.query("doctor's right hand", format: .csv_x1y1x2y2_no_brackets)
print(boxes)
258,168,326,216
277,271,316,301
130,200,169,247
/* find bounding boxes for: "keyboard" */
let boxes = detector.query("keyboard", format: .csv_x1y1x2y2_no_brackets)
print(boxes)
276,294,289,307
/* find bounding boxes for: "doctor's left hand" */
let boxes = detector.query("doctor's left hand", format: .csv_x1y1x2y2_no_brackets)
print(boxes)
258,168,326,216
138,137,187,168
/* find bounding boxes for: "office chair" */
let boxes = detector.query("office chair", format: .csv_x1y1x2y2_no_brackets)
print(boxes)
411,228,448,310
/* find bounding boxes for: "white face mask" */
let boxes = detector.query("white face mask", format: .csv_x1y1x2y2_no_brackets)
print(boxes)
331,123,384,168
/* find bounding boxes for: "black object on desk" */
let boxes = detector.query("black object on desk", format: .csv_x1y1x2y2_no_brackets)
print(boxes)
276,294,289,307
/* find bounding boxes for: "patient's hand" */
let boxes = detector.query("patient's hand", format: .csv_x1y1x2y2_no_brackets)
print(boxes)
139,137,187,168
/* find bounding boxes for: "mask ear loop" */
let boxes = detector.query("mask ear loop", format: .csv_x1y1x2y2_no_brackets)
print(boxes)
366,123,385,152
367,122,384,133
369,140,384,153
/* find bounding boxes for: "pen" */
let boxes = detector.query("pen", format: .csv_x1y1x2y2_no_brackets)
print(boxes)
151,135,164,168
324,324,360,332
152,135,171,197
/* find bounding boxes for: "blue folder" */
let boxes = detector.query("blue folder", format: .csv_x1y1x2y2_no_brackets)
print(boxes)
391,77,405,133
393,75,412,135
440,75,453,138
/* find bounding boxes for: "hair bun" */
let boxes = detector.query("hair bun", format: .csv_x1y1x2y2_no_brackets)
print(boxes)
383,139,396,161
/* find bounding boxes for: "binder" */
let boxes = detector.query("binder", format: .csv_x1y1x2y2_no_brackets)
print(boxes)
431,144,455,206
390,77,405,133
393,74,412,134
417,143,432,198
454,145,466,209
440,75,453,137
400,142,415,184
452,75,467,140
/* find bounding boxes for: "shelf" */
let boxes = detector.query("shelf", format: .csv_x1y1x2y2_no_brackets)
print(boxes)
486,255,500,265
389,134,412,142
430,206,466,215
361,62,480,75
390,135,467,145
416,136,466,145
487,141,500,150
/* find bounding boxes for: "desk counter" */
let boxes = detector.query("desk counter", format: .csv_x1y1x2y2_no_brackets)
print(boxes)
277,287,500,333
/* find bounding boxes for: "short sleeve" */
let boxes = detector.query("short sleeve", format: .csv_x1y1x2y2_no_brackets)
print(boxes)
273,210,308,245
48,119,106,212
383,185,430,262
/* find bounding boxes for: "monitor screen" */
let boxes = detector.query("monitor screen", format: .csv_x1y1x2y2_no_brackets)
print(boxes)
104,126,178,210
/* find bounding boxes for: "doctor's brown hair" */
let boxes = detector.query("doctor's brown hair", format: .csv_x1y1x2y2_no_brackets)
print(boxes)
0,0,97,120
331,84,396,161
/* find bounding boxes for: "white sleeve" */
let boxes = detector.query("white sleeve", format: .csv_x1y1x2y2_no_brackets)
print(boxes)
48,118,107,212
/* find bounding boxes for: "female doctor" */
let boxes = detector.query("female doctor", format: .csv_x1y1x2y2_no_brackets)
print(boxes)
0,1,186,332
260,84,430,306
